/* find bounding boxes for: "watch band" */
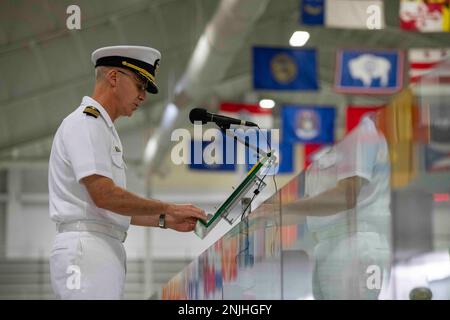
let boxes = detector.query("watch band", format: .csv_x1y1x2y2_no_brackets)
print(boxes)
158,214,166,229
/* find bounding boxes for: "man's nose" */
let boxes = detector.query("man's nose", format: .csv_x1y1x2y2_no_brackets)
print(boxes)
138,90,146,101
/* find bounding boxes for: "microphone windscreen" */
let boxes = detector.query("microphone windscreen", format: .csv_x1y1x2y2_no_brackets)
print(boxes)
189,108,208,124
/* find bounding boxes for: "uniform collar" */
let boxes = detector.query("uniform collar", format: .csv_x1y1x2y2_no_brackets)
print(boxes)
81,96,114,128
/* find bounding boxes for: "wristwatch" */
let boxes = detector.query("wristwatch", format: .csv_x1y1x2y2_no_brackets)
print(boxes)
158,214,166,229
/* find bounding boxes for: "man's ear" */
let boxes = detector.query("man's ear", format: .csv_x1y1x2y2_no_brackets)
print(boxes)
106,68,117,89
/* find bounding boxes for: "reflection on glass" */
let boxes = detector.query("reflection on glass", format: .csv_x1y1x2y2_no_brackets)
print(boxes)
303,114,391,299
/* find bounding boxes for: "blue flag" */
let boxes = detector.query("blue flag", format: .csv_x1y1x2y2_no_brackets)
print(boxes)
189,134,236,171
282,105,335,143
245,132,294,174
301,0,324,25
335,49,404,94
253,47,319,90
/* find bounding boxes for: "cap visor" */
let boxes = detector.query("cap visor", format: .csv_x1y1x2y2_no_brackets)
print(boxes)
147,82,158,94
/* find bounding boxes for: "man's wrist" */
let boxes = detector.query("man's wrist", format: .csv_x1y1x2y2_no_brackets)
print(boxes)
161,202,171,214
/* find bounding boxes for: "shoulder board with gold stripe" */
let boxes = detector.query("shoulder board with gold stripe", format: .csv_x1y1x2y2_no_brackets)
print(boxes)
83,106,100,118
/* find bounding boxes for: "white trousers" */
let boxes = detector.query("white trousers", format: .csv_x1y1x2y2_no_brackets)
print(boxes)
49,231,127,300
312,231,390,300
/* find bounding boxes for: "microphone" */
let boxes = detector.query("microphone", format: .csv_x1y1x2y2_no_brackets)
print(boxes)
189,108,258,128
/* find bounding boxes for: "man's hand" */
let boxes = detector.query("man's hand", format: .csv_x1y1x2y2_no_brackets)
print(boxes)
165,204,208,232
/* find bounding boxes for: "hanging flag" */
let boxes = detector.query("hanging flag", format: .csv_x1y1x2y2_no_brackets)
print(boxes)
253,46,319,91
325,0,385,29
189,133,236,171
219,102,273,129
408,48,450,84
301,0,325,25
382,88,415,188
346,105,384,132
400,0,450,32
282,105,335,143
335,49,404,94
276,142,294,174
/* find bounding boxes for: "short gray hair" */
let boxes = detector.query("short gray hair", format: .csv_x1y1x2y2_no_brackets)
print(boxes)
95,66,112,81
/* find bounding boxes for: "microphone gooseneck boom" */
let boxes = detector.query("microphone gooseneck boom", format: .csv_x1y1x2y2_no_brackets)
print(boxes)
189,108,258,128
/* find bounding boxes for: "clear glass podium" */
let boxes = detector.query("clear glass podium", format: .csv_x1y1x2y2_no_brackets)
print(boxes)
160,59,450,300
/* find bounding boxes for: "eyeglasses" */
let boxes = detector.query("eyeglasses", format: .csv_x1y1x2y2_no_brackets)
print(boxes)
116,70,148,92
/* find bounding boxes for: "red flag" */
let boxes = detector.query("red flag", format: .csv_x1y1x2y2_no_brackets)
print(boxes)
220,102,273,128
346,105,383,132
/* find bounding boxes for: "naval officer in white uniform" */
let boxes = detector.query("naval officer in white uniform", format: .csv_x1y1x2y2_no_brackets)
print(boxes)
48,45,207,299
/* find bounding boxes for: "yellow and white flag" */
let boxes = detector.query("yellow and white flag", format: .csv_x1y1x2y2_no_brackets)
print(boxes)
400,0,450,32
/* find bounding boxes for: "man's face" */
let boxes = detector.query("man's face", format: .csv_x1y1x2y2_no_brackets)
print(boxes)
115,68,147,117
